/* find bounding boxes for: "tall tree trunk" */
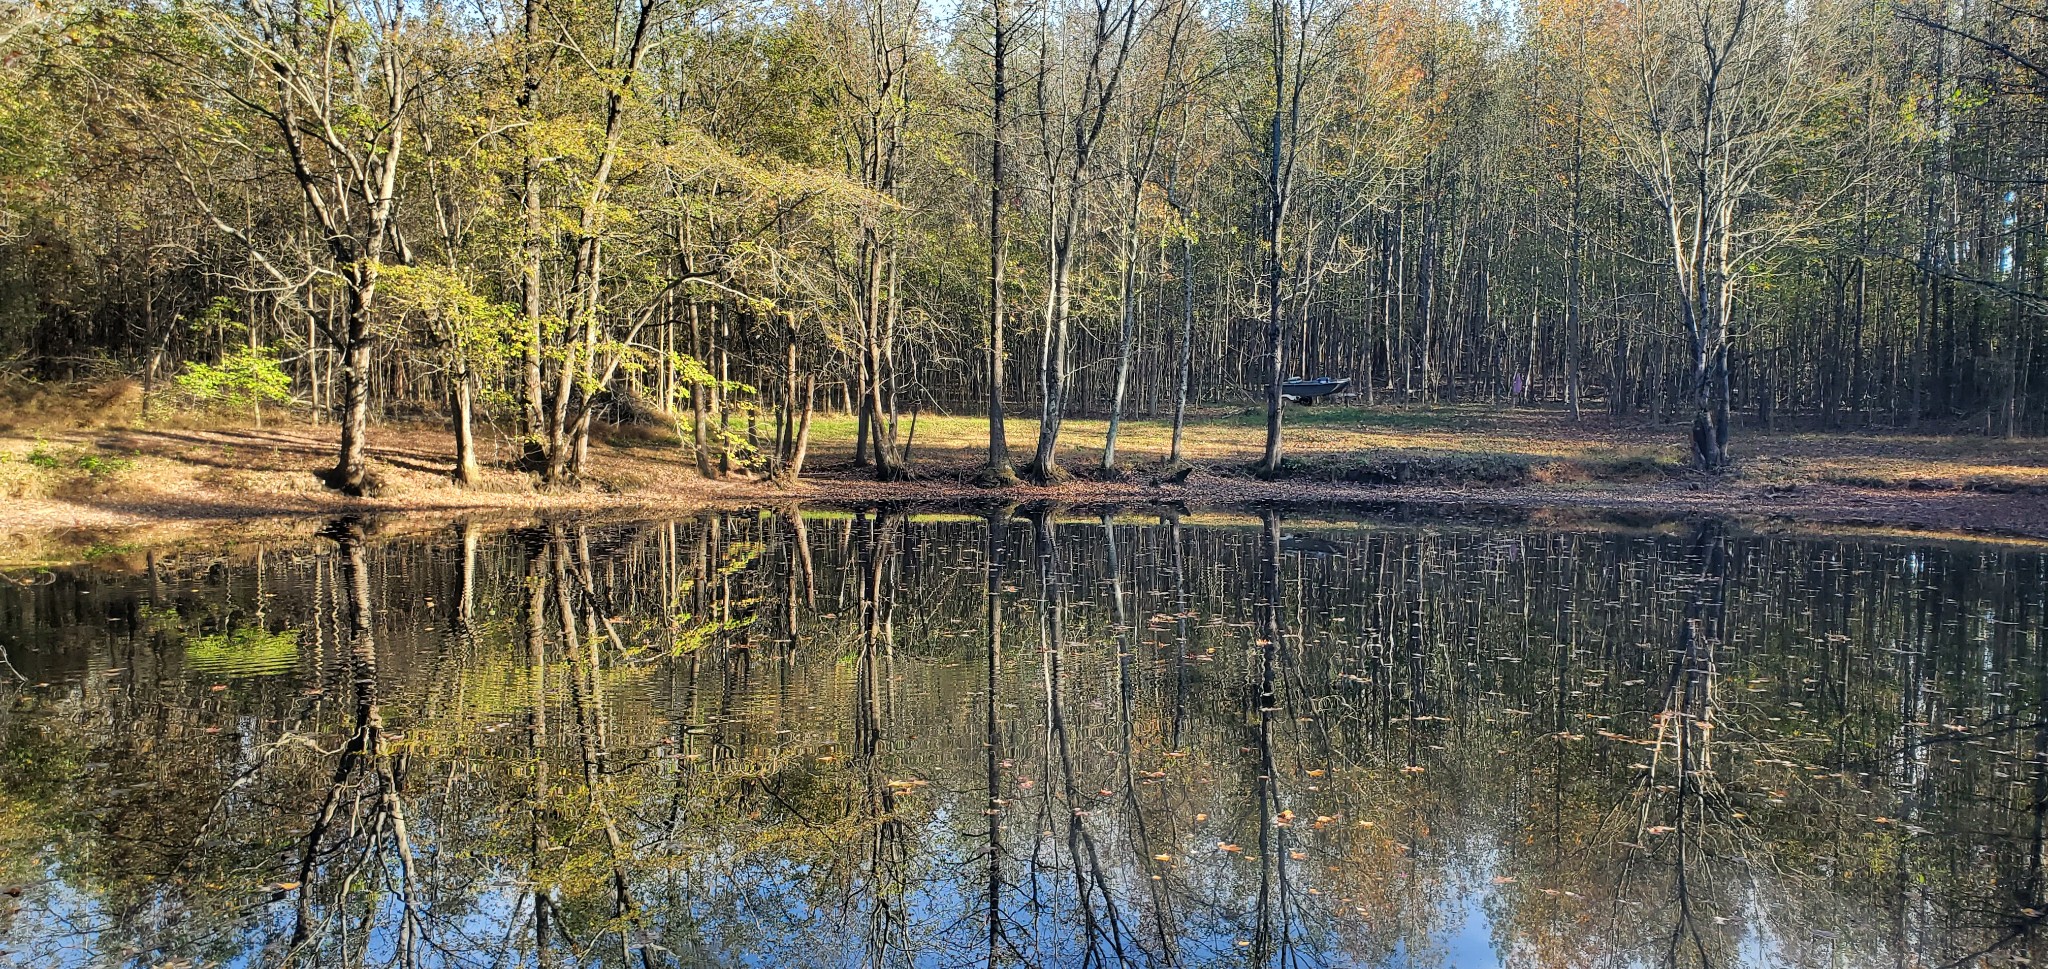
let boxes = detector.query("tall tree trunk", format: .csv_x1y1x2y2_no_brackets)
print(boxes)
854,355,873,468
787,375,816,481
1257,0,1288,478
1030,224,1075,483
334,271,376,496
1565,97,1586,421
452,363,480,486
1103,186,1142,473
1168,176,1195,467
688,300,715,477
519,0,545,468
984,0,1016,485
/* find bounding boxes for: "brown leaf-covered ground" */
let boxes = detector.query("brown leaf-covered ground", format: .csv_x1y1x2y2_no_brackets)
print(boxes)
4,397,2045,563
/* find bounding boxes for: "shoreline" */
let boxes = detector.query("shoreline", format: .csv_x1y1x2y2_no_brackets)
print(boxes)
6,465,2046,568
5,415,2046,564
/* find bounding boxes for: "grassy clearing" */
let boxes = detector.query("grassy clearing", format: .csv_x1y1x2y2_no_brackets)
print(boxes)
812,404,2048,490
851,405,1679,465
0,438,138,500
7,373,2044,495
6,376,2048,550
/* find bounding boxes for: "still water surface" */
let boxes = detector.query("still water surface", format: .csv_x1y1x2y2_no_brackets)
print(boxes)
1,507,2045,968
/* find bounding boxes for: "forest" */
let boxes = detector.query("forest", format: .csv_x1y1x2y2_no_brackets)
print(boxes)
1,0,2044,492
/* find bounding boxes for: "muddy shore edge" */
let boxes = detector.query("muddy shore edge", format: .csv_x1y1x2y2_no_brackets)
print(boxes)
6,465,2043,569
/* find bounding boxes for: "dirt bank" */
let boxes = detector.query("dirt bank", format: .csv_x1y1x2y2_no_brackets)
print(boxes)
3,408,2045,564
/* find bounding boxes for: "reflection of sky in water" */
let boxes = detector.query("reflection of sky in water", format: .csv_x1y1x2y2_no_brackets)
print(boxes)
0,510,2043,967
1428,886,1501,969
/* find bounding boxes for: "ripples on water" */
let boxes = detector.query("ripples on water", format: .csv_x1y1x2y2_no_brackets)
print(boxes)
1,508,2045,968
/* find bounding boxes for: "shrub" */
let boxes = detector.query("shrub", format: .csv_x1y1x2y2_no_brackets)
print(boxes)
173,346,293,426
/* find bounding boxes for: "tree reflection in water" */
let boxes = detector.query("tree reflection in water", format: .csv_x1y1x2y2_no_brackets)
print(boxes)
1,508,2045,968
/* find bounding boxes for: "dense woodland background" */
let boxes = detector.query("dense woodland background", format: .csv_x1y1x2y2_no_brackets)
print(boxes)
0,0,2043,487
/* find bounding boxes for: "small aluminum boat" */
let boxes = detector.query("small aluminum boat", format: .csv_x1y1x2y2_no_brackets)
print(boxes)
1280,377,1350,402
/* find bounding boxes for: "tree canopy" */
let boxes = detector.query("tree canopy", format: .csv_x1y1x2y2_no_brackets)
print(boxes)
1,0,2043,483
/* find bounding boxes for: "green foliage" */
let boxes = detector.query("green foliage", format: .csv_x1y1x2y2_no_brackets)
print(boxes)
379,265,526,414
378,264,524,373
82,541,142,561
16,438,132,480
656,350,769,470
25,440,58,469
72,453,132,478
173,346,293,413
187,296,244,342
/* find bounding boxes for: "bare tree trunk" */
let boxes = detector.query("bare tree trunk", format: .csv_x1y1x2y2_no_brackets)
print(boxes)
1257,0,1289,478
1565,92,1586,421
452,363,480,485
1168,168,1195,466
787,376,816,481
335,274,375,495
518,0,545,468
983,0,1016,485
685,300,715,477
1102,201,1141,473
1030,228,1074,482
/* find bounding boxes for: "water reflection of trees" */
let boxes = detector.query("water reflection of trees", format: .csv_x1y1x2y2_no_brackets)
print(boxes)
0,512,2045,967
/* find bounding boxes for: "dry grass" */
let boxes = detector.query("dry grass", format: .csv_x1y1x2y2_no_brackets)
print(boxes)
6,380,2048,558
833,404,2048,490
0,417,768,540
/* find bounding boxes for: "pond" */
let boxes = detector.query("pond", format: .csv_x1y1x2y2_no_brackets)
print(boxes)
1,507,2045,968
